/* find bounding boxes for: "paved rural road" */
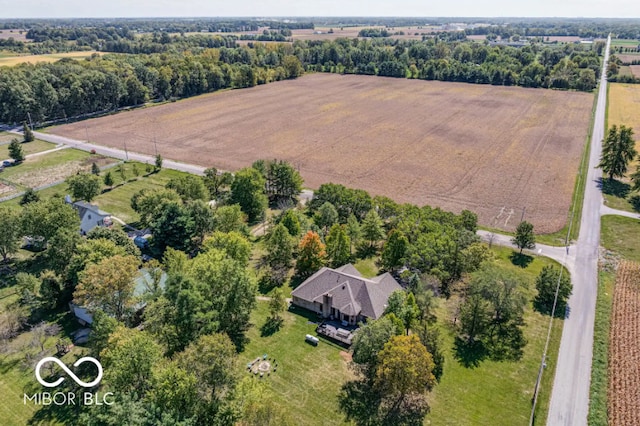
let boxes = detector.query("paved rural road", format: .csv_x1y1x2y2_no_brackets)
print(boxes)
601,204,640,220
546,35,611,426
9,130,207,176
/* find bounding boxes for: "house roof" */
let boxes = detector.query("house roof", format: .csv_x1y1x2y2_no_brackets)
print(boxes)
291,264,402,320
72,200,110,220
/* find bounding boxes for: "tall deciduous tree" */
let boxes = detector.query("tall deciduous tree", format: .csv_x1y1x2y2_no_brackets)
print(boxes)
534,265,572,316
296,231,326,277
202,231,252,266
87,226,140,257
0,206,21,262
599,124,636,181
21,198,80,248
512,221,535,254
150,201,195,253
166,175,210,202
374,335,436,396
66,172,102,202
351,316,401,379
74,254,140,322
230,167,268,224
325,223,351,268
459,264,528,360
101,326,163,396
203,167,234,200
186,199,216,248
131,188,182,227
177,333,239,406
213,204,248,234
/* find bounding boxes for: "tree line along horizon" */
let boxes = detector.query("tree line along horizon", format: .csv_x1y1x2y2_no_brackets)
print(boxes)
0,25,612,125
0,146,573,424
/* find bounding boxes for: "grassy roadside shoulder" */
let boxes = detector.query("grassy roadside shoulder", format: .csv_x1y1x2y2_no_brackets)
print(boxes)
588,269,614,426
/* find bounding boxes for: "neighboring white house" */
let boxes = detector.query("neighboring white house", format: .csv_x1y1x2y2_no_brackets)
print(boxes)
291,264,402,325
68,198,112,235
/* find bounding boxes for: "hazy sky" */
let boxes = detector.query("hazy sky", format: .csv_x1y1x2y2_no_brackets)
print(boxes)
0,0,638,19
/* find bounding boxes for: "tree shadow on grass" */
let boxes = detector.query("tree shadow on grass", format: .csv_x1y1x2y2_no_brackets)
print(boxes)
510,252,533,268
260,317,283,337
598,177,631,198
533,298,569,319
453,336,488,368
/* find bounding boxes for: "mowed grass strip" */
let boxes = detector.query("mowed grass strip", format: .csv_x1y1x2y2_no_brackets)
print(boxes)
426,246,564,426
601,215,640,262
588,270,615,426
0,139,57,160
239,300,352,426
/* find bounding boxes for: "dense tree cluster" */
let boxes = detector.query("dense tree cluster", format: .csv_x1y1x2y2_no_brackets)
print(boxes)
0,43,305,124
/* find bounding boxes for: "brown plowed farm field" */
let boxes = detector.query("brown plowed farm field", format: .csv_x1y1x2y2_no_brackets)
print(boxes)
50,74,593,233
609,260,640,426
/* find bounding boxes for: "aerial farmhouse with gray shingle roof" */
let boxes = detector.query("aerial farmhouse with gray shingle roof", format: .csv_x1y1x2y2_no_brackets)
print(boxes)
291,264,402,325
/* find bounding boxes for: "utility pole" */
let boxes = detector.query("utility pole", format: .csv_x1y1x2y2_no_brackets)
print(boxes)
27,112,33,130
124,140,129,161
520,206,526,223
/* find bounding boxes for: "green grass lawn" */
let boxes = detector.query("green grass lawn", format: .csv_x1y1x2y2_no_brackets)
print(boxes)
588,270,614,426
0,139,57,160
239,300,352,426
353,257,379,278
246,245,564,426
612,39,640,47
93,167,191,224
601,215,640,262
425,246,564,426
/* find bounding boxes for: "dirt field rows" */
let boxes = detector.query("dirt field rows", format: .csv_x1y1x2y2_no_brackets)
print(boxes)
50,73,593,233
608,260,640,426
